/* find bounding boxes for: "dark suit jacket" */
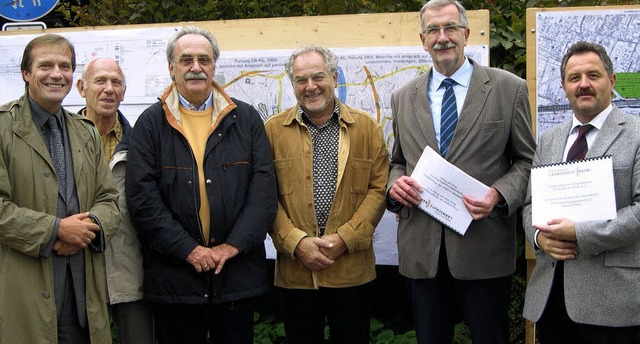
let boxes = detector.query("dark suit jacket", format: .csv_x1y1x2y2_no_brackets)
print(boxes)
523,107,640,326
387,59,536,280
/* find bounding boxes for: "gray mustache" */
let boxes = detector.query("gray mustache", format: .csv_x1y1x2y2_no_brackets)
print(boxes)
185,72,207,80
434,42,456,50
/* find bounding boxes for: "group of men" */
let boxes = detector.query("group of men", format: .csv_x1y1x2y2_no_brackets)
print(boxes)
0,0,638,343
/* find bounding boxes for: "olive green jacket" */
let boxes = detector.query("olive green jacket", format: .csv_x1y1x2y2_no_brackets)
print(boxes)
0,95,120,343
265,101,389,289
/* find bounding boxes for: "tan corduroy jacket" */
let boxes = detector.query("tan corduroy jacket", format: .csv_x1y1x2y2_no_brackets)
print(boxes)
264,100,388,289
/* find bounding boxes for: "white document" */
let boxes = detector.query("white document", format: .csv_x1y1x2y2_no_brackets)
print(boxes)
531,156,616,225
410,146,489,235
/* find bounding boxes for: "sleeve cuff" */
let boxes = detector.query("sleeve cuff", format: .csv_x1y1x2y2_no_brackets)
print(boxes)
386,192,402,212
88,214,106,253
39,217,60,257
533,229,541,250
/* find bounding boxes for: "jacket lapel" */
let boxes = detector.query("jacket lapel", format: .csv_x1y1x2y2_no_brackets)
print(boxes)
409,72,439,152
548,120,573,164
586,107,624,159
448,61,489,155
11,99,54,170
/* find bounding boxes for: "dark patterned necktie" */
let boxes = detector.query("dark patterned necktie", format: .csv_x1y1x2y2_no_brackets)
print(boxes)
440,78,458,157
566,124,593,162
47,116,67,193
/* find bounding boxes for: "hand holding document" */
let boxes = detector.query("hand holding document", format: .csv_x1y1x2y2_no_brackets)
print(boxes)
531,156,616,225
410,146,489,235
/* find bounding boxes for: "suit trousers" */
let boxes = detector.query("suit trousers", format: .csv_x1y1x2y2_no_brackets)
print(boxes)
408,231,511,344
152,297,255,344
537,262,640,344
111,300,155,344
57,265,90,344
278,280,374,344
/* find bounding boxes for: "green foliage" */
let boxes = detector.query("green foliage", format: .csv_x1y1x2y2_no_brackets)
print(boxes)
509,273,527,344
53,0,640,77
370,317,417,344
253,312,286,344
54,0,424,26
460,0,528,78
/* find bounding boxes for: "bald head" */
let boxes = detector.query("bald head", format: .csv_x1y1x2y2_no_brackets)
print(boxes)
77,57,126,121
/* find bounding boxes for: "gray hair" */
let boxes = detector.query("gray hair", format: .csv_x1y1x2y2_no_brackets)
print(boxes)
80,57,127,88
166,26,220,63
419,0,468,32
284,46,339,82
560,41,614,81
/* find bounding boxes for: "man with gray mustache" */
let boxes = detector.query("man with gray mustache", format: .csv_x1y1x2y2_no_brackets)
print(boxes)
126,26,277,344
386,0,535,343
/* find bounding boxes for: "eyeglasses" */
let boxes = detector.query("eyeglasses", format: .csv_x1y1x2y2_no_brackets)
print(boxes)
422,24,466,37
175,55,214,67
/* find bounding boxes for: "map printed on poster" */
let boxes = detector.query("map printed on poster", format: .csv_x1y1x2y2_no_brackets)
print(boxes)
0,27,180,113
216,46,488,156
0,27,489,265
536,9,640,140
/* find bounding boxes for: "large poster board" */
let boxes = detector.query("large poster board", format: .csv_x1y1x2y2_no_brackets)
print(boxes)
526,5,640,140
0,12,490,265
525,5,640,256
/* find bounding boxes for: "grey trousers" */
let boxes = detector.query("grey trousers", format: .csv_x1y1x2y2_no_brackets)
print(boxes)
111,300,155,344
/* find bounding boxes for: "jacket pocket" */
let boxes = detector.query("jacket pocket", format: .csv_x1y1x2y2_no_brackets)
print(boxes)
274,158,293,195
349,158,372,194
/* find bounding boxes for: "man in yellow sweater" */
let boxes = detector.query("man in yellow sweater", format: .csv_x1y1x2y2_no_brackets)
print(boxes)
126,26,277,344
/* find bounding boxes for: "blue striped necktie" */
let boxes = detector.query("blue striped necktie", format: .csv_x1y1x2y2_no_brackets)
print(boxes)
440,78,458,157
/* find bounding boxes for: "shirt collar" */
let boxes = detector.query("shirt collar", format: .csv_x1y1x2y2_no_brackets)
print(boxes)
28,95,63,129
79,108,123,139
178,92,213,111
297,99,340,126
570,103,612,133
431,57,473,90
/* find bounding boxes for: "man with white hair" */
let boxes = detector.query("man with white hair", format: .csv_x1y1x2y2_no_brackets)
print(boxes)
126,26,277,344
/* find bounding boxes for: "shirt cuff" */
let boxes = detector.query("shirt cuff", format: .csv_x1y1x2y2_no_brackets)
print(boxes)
533,229,541,250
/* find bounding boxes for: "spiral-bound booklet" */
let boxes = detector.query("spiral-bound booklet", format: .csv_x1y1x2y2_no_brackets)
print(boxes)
531,155,616,225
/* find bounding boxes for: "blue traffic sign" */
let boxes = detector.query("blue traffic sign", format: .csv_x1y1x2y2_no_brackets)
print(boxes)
0,0,59,22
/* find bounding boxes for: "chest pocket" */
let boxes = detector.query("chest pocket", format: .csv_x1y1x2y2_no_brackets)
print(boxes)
274,158,293,195
349,158,372,194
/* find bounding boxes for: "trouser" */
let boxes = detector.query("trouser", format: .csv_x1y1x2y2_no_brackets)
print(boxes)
279,280,374,344
111,300,155,344
536,262,640,344
153,298,255,344
57,265,90,344
408,235,511,344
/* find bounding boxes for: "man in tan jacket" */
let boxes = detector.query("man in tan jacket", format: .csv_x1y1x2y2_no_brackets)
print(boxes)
264,46,389,344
